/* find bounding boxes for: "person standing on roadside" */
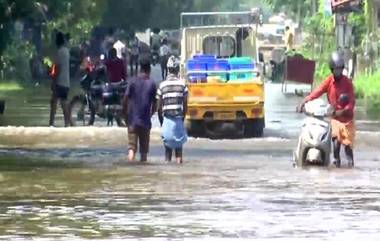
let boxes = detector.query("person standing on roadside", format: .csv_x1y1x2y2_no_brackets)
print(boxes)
129,35,140,76
123,59,157,162
159,38,171,80
49,31,71,127
157,56,188,164
284,26,294,53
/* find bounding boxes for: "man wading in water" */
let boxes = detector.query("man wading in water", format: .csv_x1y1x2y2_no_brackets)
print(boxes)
123,59,157,162
157,56,188,164
297,51,356,167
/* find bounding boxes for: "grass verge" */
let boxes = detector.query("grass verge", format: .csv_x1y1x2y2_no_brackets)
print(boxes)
0,81,24,92
354,70,380,111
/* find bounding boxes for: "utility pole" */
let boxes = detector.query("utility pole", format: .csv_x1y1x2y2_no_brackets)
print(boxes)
335,12,349,49
331,0,364,77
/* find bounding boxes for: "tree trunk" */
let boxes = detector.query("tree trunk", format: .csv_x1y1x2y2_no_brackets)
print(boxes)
365,0,378,72
296,0,302,27
365,0,375,34
311,0,318,15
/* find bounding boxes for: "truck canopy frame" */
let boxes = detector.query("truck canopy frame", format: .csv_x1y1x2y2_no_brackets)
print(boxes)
180,10,262,29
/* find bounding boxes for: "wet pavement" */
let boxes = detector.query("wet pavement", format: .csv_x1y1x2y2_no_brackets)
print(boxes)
1,67,380,240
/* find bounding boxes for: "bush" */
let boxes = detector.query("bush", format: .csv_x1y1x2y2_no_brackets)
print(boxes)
0,82,23,92
354,70,380,110
1,40,35,83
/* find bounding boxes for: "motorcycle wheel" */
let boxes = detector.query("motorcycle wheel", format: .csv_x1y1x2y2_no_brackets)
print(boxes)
69,95,95,126
106,108,125,127
115,115,125,127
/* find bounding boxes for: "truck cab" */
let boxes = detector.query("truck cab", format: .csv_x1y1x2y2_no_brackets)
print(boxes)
180,10,265,138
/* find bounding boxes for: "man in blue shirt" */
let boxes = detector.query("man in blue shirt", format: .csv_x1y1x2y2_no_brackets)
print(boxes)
123,59,157,162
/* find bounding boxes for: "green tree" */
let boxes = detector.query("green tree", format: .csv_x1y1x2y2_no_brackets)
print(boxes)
0,0,106,55
40,0,106,45
264,0,312,25
0,0,106,81
102,0,219,32
102,0,156,33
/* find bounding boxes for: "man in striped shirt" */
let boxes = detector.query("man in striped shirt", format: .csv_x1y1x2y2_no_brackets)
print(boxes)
157,56,188,164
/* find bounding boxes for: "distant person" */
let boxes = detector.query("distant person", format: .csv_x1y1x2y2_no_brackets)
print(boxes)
129,35,140,76
49,31,71,127
104,34,115,56
105,48,126,83
123,59,157,162
159,38,171,80
284,26,294,52
150,28,162,52
113,40,126,59
157,56,188,164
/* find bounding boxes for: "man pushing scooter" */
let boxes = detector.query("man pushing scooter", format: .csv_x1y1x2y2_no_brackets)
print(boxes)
297,51,355,168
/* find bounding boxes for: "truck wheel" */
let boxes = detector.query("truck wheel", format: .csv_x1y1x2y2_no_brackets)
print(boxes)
245,118,265,138
186,120,203,137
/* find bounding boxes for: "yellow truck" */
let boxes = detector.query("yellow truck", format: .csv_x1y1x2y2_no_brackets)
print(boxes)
180,11,265,138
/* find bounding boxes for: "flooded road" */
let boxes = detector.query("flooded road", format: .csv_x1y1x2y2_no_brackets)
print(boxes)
1,73,380,240
0,138,380,240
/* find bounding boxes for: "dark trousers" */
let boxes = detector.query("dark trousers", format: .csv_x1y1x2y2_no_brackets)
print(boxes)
165,146,183,162
130,55,139,76
160,55,169,80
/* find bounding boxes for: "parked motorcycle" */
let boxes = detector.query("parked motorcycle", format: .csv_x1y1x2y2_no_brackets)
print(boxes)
69,66,127,127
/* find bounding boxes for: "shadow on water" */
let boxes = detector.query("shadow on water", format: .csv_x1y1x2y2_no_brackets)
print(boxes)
0,145,294,171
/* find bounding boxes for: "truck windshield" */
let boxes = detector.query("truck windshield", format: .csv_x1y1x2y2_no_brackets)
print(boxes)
203,36,235,58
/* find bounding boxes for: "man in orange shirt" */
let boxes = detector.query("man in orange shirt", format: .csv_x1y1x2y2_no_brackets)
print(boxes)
297,52,355,167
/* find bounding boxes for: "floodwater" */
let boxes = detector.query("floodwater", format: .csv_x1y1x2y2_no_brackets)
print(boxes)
1,79,380,240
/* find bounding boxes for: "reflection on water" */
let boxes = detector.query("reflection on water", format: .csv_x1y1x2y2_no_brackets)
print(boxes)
0,143,380,240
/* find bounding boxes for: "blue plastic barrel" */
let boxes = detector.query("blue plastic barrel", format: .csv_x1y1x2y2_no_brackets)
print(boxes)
187,60,207,71
188,73,207,83
229,59,255,81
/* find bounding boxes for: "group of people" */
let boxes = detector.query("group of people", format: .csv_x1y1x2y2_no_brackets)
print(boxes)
105,48,356,167
49,29,356,166
49,31,128,127
123,55,188,163
49,30,187,164
121,32,173,80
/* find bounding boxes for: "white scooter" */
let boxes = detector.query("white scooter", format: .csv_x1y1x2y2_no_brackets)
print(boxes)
294,99,333,167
